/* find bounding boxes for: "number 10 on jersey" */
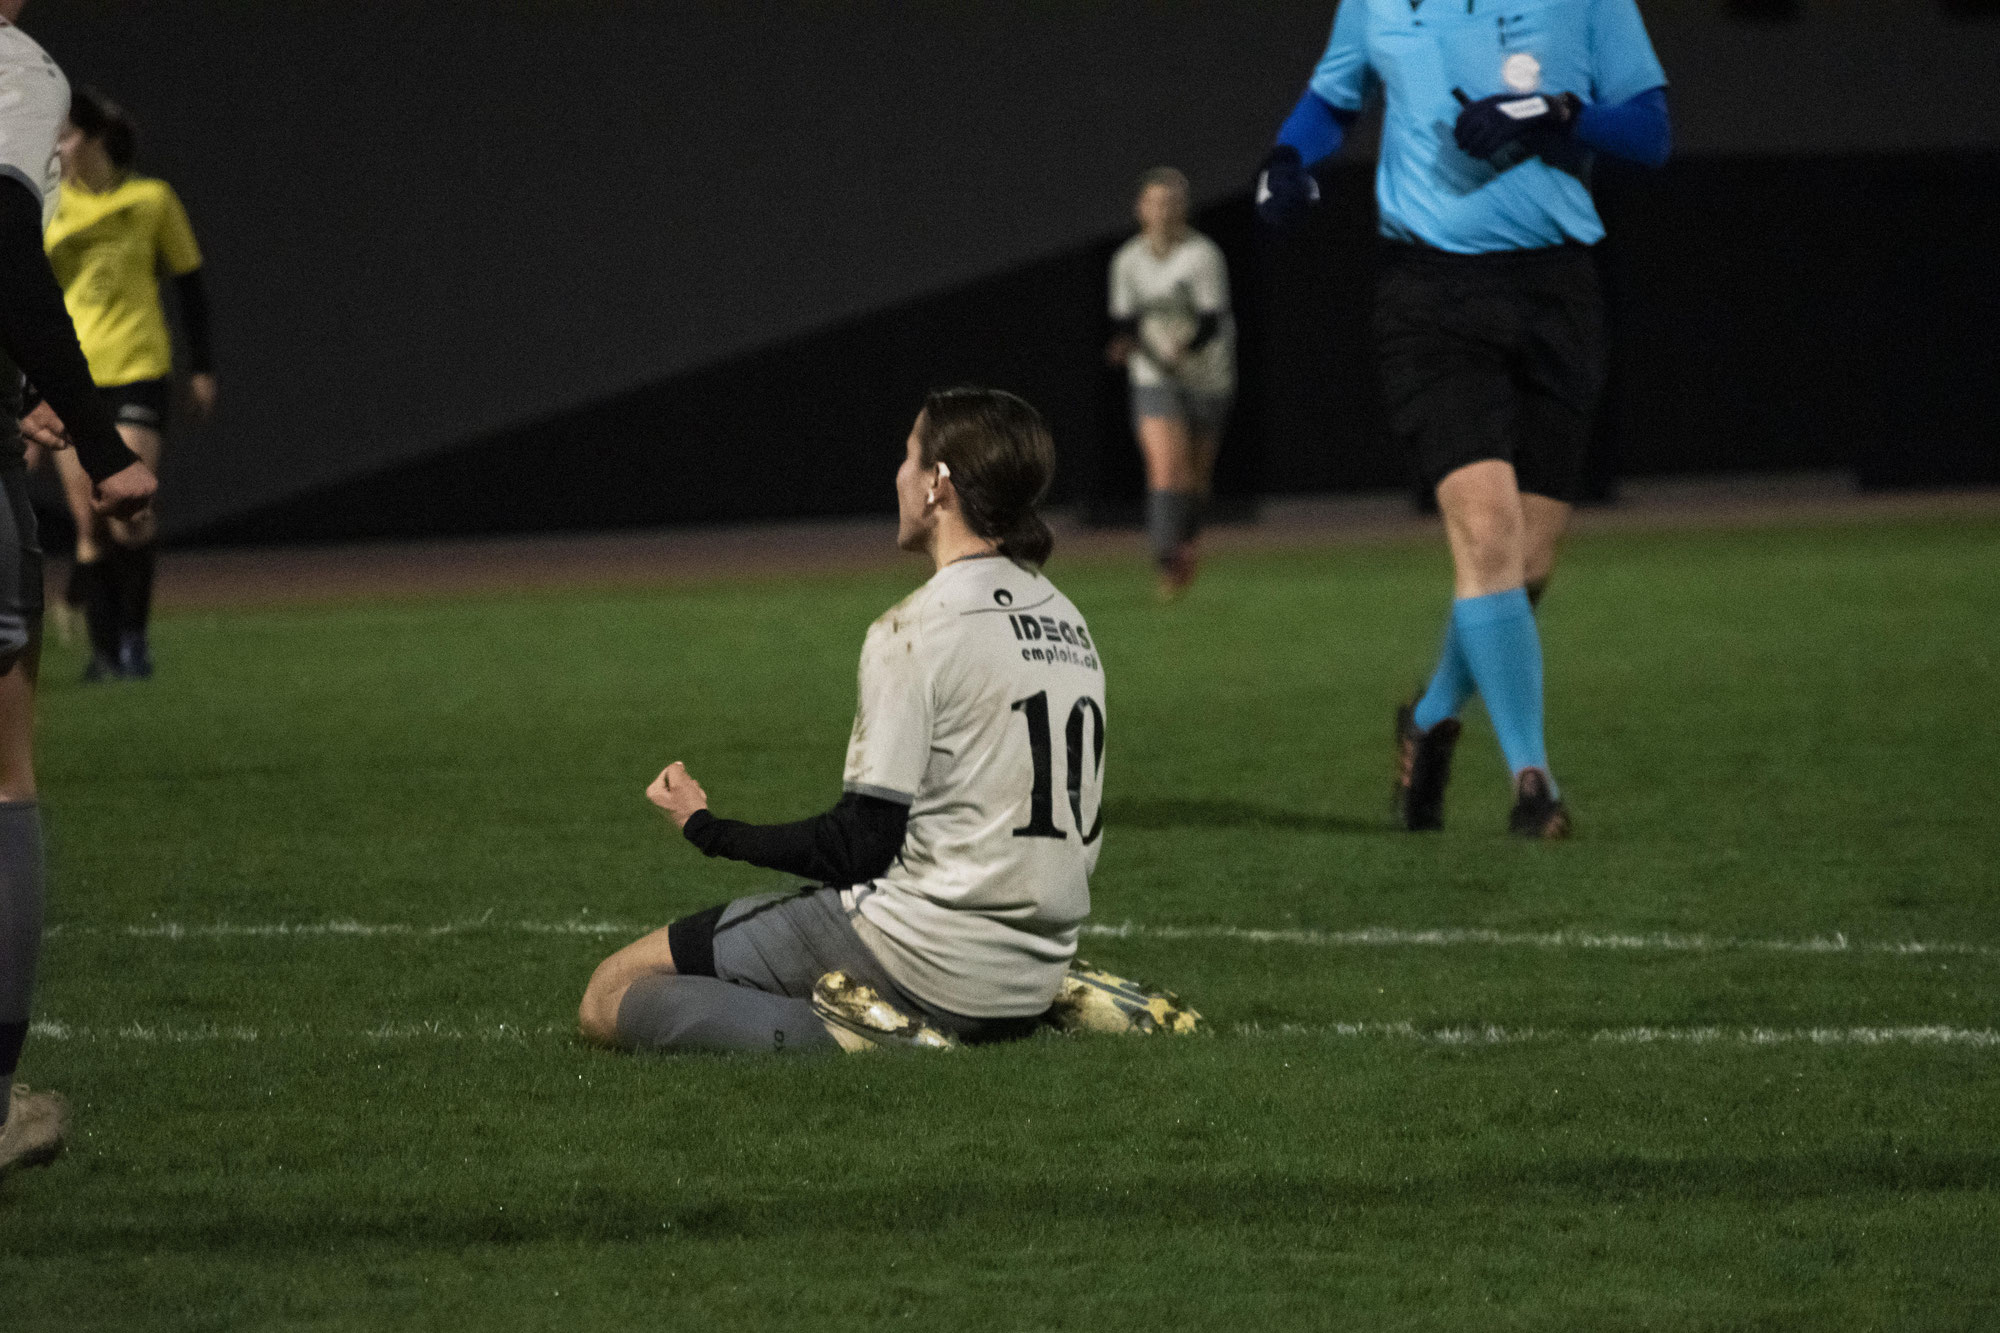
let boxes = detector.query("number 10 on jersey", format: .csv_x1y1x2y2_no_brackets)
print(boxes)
1010,690,1105,843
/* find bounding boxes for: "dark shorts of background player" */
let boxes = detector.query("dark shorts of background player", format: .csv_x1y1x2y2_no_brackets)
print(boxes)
1373,242,1605,504
0,459,45,658
1130,381,1233,437
99,377,171,434
660,887,1043,1046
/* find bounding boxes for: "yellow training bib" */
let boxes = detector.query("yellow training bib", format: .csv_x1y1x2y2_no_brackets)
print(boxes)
44,174,202,387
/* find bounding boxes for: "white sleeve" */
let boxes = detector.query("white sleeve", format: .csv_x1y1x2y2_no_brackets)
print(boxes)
841,617,933,805
0,44,65,222
1191,241,1230,316
1108,249,1136,321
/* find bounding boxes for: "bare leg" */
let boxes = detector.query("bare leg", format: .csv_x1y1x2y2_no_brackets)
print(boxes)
51,447,99,567
578,924,679,1046
1435,459,1529,599
1521,491,1572,604
1135,415,1196,493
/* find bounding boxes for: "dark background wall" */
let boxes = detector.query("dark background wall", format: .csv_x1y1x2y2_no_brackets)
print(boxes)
21,2,2000,543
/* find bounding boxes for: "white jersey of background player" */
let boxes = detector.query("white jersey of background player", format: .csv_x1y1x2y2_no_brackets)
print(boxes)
1108,213,1234,398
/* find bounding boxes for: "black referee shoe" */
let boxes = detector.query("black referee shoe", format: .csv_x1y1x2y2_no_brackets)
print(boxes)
1394,702,1460,832
1507,768,1572,840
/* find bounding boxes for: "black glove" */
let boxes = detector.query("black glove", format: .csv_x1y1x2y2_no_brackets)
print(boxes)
1255,145,1321,230
1451,88,1582,161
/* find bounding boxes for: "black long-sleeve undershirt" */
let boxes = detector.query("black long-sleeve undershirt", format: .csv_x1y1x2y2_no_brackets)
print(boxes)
1184,312,1220,354
0,179,138,481
682,792,909,886
173,268,214,374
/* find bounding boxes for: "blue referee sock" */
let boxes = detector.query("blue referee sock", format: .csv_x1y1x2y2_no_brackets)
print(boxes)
1411,615,1474,731
1450,588,1553,786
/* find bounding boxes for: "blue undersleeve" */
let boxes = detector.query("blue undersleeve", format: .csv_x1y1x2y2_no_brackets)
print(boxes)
1276,89,1357,167
1575,87,1671,169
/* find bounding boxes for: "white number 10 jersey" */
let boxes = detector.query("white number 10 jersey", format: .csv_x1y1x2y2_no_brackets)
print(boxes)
840,555,1106,1019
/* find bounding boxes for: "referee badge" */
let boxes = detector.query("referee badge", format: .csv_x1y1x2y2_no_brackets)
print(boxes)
1501,53,1542,93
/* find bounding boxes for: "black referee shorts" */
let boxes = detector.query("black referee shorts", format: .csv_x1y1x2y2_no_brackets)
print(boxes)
1373,242,1605,503
100,377,172,434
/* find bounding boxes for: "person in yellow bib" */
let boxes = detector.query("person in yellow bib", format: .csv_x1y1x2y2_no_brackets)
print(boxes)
42,87,213,680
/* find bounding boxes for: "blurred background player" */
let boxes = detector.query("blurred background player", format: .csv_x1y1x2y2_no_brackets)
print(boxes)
1106,167,1234,600
43,85,214,681
1256,0,1669,838
0,0,156,1174
579,388,1116,1053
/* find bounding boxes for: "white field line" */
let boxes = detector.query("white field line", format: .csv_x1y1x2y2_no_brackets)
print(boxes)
1234,1022,2000,1049
1083,921,2000,959
30,1017,1999,1050
42,917,2000,959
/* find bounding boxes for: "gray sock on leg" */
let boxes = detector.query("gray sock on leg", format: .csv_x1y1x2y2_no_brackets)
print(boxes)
0,800,45,1126
615,973,838,1054
1145,490,1193,568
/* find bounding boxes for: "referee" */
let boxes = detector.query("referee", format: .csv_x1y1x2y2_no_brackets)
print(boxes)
1257,0,1669,838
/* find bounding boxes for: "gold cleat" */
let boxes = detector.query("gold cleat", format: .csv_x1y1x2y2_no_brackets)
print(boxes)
812,971,958,1053
1047,960,1204,1036
0,1084,68,1175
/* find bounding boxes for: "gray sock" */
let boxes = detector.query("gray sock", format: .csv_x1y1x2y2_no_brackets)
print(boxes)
1146,490,1195,568
615,973,837,1055
1181,493,1207,545
0,800,45,1124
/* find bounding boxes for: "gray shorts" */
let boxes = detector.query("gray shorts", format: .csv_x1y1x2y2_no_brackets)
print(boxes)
1131,382,1233,436
0,464,42,660
667,888,1040,1044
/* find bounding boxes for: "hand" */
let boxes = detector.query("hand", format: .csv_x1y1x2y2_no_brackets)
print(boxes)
92,460,157,520
1105,335,1135,367
1452,88,1581,161
18,401,70,454
645,761,709,830
1255,145,1320,230
186,372,218,423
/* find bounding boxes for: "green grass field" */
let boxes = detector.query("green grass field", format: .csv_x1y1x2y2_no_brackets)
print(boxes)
6,515,1998,1330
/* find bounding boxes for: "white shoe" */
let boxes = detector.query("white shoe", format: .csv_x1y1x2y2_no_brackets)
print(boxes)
1048,961,1204,1035
812,972,957,1053
0,1084,68,1175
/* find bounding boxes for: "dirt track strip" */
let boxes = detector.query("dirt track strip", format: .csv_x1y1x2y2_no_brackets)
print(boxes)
145,472,2000,612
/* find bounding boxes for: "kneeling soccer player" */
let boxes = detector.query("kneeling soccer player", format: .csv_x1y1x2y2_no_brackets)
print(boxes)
579,387,1196,1054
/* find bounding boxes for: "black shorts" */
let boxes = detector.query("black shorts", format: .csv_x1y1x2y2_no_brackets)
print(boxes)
100,378,171,434
1373,242,1605,502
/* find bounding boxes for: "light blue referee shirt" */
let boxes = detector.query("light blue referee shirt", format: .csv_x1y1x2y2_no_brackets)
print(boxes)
1312,0,1666,253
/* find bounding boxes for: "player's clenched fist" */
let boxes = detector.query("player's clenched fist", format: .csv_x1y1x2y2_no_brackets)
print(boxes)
646,762,709,829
